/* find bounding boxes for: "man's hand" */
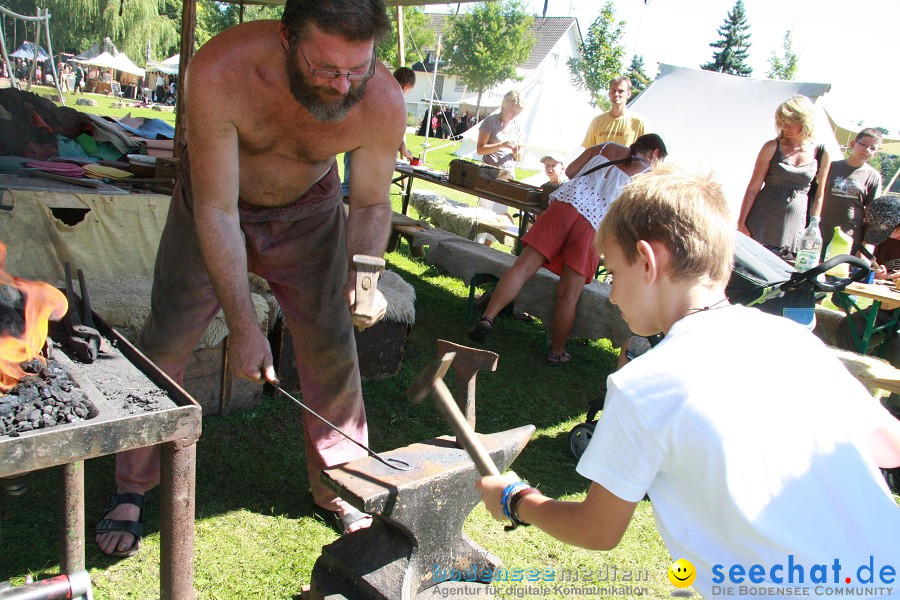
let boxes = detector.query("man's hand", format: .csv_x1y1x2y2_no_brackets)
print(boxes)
402,148,413,160
476,471,521,521
228,327,278,384
343,274,388,330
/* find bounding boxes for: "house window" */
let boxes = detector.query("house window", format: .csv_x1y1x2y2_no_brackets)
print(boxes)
454,78,466,92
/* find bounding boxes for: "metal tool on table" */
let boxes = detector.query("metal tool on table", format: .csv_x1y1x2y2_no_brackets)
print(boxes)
407,352,501,476
351,254,386,321
273,385,411,471
61,264,101,363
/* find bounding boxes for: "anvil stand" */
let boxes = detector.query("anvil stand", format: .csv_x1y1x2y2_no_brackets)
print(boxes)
308,425,534,600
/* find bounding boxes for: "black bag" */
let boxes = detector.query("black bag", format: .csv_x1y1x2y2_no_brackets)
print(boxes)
806,144,826,225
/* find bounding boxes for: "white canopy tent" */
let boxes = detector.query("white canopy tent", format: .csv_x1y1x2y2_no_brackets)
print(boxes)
453,66,597,173
628,64,840,216
73,51,145,77
147,53,179,76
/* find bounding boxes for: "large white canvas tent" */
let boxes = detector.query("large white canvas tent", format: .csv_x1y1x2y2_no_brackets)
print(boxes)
628,64,841,216
454,66,596,173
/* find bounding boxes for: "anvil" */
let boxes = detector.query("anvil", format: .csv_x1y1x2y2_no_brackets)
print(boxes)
308,425,535,600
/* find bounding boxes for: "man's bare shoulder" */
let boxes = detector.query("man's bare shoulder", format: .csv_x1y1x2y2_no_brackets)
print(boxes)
189,21,281,93
354,64,408,138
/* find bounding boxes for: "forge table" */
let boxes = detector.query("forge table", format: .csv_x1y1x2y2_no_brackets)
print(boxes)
0,317,202,600
394,164,544,254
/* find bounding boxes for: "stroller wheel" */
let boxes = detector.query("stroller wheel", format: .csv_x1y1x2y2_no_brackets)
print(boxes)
568,422,596,460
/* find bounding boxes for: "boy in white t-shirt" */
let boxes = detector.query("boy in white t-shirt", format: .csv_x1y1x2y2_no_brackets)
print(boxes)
478,165,900,598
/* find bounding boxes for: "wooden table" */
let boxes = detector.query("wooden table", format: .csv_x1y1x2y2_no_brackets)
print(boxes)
832,281,900,355
395,164,544,253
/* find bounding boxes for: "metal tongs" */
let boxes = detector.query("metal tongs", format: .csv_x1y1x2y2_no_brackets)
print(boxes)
61,264,102,363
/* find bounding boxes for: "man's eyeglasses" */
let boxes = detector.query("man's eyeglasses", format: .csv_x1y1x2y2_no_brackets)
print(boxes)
297,44,376,82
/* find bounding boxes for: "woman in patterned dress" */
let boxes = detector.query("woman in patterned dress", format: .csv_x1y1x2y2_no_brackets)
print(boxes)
737,95,831,255
468,134,668,365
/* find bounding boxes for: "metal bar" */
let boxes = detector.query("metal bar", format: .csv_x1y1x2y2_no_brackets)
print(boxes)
58,461,85,572
42,9,64,106
401,171,414,214
160,442,196,600
0,15,19,91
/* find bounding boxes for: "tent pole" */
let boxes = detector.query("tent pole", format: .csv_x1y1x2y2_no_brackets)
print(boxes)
0,14,19,90
26,8,40,91
174,0,196,157
422,35,441,164
43,9,65,106
396,6,405,67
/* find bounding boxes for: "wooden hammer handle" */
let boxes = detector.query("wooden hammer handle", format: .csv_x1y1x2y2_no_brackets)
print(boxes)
432,378,500,476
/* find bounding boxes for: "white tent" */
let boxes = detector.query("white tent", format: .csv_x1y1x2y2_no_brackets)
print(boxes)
73,51,145,77
628,64,841,216
454,66,597,173
147,53,179,76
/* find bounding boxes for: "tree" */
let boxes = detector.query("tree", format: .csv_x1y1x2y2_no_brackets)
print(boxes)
567,1,625,106
443,1,535,117
767,30,798,80
701,0,752,77
626,54,651,96
377,6,435,69
196,1,283,50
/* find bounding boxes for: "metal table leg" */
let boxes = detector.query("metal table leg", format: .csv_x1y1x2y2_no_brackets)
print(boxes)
160,442,196,600
59,461,85,573
401,176,415,215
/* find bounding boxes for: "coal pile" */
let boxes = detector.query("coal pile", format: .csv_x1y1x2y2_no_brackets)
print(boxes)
0,358,92,437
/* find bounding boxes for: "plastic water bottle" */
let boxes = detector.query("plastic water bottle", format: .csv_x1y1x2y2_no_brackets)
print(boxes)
794,217,822,273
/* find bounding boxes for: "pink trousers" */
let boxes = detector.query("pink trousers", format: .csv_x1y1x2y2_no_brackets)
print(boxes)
116,162,368,511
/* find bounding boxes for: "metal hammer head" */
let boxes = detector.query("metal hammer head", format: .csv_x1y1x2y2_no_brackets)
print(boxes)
352,254,386,320
407,352,456,404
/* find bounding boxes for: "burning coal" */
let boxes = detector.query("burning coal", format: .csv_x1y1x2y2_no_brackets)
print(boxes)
0,242,68,392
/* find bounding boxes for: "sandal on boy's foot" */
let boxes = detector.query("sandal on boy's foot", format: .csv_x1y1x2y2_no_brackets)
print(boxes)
546,351,572,366
468,316,494,343
331,506,372,535
95,492,145,557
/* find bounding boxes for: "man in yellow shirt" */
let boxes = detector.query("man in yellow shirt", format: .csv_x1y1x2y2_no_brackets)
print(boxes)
582,75,647,148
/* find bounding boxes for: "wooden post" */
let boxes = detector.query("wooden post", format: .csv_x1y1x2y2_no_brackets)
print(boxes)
396,6,405,67
174,0,196,158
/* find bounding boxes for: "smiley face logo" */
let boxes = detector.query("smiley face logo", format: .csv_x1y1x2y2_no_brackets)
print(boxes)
667,558,696,588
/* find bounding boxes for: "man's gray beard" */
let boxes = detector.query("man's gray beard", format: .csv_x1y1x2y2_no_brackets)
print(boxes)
286,51,368,123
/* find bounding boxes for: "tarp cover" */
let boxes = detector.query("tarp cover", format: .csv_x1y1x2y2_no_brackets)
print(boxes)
10,41,50,61
627,64,841,215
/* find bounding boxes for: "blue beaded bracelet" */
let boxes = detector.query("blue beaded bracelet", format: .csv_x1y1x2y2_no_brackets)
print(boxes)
501,481,530,520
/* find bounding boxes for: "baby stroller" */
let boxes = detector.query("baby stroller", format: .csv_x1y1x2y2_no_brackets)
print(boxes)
567,232,871,459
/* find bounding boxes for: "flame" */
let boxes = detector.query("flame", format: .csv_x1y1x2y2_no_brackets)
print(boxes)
0,242,68,392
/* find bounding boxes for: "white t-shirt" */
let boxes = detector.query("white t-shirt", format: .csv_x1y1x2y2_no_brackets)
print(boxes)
550,150,643,230
577,305,900,599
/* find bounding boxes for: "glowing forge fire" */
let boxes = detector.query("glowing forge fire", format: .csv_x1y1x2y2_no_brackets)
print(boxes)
0,242,68,392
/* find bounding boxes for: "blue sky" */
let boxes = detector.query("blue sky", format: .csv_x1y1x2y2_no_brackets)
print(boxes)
426,0,900,136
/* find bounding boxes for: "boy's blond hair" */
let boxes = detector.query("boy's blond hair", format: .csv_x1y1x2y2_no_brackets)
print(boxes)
596,165,734,287
774,95,816,143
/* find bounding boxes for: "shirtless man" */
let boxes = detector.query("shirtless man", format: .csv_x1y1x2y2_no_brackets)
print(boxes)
95,0,407,557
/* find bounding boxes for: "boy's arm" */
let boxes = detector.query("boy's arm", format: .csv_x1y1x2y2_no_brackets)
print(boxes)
478,474,637,551
866,410,900,468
